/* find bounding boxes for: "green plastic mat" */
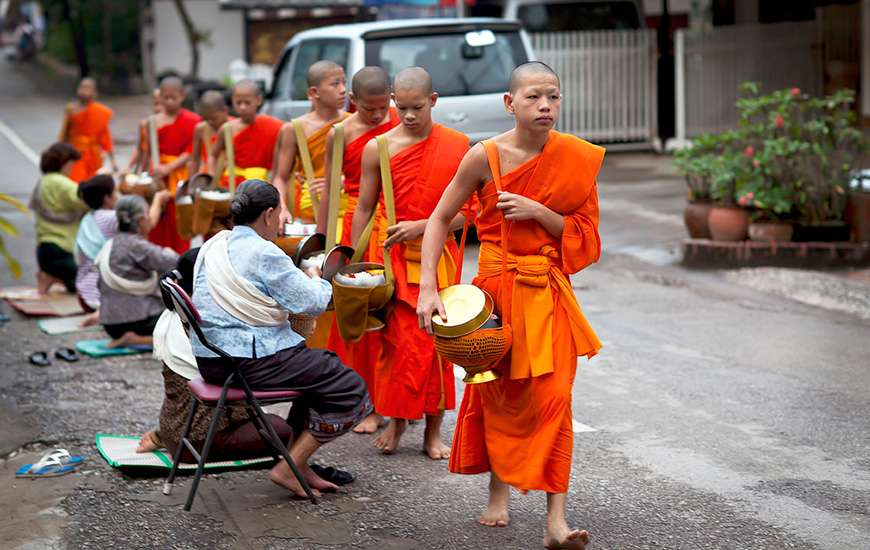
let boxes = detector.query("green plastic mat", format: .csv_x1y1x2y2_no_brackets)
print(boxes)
75,339,151,357
95,433,275,471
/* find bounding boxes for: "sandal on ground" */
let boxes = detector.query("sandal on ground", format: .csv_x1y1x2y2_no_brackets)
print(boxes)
28,351,51,367
54,347,79,363
310,464,354,485
15,449,85,478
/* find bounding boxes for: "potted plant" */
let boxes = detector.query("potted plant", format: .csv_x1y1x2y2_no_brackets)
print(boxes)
706,134,753,241
674,138,715,239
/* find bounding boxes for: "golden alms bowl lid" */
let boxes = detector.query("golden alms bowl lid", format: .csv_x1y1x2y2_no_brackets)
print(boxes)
432,284,493,338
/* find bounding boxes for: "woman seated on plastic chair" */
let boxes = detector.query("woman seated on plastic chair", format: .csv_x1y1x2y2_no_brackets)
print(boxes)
192,179,372,497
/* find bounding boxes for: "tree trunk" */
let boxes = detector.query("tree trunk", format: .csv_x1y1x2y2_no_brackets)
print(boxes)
171,0,199,79
61,0,89,77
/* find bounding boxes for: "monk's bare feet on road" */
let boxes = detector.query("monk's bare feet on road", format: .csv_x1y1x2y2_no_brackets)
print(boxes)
373,418,406,454
269,460,334,498
353,412,384,434
422,413,449,459
543,525,590,549
135,429,161,453
479,474,510,527
79,311,99,328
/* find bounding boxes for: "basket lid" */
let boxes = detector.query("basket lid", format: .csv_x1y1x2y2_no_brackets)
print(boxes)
293,233,326,266
322,245,353,282
432,284,493,338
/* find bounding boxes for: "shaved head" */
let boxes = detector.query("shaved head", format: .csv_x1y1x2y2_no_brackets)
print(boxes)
159,76,184,92
394,67,432,95
509,62,560,93
232,79,261,97
199,90,227,112
351,66,390,98
79,77,96,89
307,60,344,87
77,77,97,102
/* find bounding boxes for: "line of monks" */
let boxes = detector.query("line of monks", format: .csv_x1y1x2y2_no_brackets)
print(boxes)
60,60,603,550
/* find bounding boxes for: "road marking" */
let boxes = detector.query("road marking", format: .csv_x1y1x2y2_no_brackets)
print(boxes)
573,419,598,433
0,118,39,166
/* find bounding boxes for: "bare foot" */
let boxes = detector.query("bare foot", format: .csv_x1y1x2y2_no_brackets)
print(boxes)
106,331,134,349
353,412,385,434
479,475,510,527
269,461,321,499
36,271,62,296
136,429,161,453
79,311,99,327
544,525,590,549
373,418,406,454
422,413,450,460
303,465,339,493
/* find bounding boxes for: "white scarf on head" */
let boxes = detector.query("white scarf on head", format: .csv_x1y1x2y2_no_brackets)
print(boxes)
194,230,286,326
96,238,159,296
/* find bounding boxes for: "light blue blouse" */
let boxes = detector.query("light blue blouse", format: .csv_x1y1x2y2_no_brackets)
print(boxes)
191,225,332,359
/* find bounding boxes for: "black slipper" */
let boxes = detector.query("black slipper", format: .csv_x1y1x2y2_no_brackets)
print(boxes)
28,351,51,367
310,464,354,486
54,347,79,363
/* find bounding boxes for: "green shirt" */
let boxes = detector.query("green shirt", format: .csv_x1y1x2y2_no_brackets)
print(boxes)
34,173,87,253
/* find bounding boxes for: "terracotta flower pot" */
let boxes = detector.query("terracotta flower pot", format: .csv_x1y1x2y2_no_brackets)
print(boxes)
683,202,712,239
708,206,749,241
748,222,794,242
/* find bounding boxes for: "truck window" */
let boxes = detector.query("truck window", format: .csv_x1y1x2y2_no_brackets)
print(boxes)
518,1,641,32
365,31,527,97
271,47,294,101
287,39,350,101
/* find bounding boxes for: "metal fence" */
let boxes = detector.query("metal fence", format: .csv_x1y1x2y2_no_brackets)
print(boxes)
530,29,658,145
675,22,824,140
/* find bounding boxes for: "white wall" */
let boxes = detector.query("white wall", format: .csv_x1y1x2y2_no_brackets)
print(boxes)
642,0,692,16
152,0,244,81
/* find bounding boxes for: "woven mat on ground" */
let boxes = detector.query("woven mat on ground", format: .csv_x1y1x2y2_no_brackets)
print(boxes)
38,314,100,335
75,338,152,357
95,433,274,471
1,287,84,317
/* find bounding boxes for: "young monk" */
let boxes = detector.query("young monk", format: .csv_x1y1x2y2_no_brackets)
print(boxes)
147,77,201,253
188,90,230,177
272,61,348,224
60,78,117,182
351,67,470,458
127,88,163,174
316,66,399,434
416,62,603,550
208,80,283,189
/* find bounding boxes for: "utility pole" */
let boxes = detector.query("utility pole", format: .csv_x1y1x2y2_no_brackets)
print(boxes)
657,0,675,141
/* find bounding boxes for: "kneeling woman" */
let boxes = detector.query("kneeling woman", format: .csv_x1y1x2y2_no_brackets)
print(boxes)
97,194,178,348
192,180,371,497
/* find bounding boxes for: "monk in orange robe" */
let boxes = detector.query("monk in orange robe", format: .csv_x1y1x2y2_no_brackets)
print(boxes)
207,80,282,190
60,78,116,182
352,67,470,459
316,67,399,434
272,61,349,224
188,90,230,178
127,88,162,175
147,76,200,254
417,62,603,550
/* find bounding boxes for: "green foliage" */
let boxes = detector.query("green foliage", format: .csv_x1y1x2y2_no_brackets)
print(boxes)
678,83,866,223
0,193,28,279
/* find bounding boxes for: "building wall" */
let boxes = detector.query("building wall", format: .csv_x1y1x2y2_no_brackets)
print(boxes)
152,0,244,81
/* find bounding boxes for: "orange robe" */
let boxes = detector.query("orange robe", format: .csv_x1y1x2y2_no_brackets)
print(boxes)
291,114,349,221
449,131,604,494
148,108,200,254
228,114,283,187
65,102,113,182
376,124,470,420
326,110,400,404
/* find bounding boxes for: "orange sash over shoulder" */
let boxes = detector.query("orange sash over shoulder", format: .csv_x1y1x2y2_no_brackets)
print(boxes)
449,131,604,494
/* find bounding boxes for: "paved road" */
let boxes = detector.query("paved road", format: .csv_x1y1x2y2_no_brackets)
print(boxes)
1,58,869,549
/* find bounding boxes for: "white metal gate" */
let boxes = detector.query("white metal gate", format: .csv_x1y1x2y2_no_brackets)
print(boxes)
674,22,824,142
530,30,658,145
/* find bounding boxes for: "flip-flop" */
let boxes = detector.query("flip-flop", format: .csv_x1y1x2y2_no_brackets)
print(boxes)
310,464,354,486
54,347,79,363
15,450,84,478
28,351,50,367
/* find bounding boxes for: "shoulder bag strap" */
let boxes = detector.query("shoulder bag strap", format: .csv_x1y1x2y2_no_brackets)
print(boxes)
326,122,345,250
481,139,510,324
376,135,395,288
223,124,236,194
292,119,319,218
148,115,159,173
